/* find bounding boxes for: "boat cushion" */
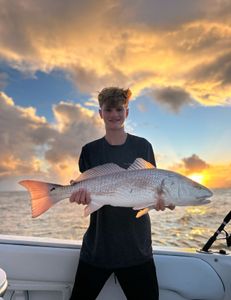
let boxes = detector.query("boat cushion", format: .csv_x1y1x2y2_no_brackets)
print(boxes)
160,290,189,300
155,255,224,300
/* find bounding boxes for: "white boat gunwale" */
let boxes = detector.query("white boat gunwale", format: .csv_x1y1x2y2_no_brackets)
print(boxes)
0,234,230,300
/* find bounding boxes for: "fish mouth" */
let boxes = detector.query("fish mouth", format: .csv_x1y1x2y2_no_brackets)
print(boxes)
201,199,211,204
196,196,212,204
196,188,213,199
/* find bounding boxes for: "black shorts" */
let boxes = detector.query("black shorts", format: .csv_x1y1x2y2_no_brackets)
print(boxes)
70,259,159,300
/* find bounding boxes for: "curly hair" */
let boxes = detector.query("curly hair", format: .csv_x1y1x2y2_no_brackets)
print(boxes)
98,87,132,108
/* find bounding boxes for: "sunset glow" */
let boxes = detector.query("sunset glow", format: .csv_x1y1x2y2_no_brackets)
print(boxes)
188,173,205,185
0,0,231,190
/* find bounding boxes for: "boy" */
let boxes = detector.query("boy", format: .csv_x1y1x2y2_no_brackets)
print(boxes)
69,87,174,300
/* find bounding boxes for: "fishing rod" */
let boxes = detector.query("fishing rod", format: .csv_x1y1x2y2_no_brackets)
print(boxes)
201,210,231,253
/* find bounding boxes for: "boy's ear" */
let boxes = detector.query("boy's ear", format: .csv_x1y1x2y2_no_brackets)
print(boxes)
99,109,102,118
126,108,129,117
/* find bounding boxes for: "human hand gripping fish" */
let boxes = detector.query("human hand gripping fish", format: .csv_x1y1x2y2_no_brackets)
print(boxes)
19,158,213,218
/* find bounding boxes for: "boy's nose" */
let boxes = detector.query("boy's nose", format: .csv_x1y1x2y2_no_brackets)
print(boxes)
110,109,119,117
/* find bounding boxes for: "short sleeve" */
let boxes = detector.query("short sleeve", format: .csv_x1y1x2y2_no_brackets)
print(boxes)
146,142,156,167
78,146,91,173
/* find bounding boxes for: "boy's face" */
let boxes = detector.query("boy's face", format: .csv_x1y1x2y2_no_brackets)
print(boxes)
99,103,129,131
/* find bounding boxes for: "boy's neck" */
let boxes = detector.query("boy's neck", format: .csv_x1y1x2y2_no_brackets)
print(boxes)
104,129,127,145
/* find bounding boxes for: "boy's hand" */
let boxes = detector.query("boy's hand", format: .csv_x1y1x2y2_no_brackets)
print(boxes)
154,196,175,211
69,188,91,205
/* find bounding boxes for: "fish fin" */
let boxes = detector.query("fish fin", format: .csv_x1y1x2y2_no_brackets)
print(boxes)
74,163,125,182
133,203,152,210
74,158,154,183
84,202,103,217
136,205,156,218
19,180,64,218
128,158,155,170
136,207,151,218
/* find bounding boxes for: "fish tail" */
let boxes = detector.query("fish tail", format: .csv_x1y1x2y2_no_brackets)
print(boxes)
19,180,64,218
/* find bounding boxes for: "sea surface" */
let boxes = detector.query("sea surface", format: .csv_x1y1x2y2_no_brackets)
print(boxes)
0,189,230,252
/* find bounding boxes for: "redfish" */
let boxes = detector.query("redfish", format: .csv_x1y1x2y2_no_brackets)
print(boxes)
19,158,213,218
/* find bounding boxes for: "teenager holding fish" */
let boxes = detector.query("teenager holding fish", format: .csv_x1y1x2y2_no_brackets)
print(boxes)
69,87,175,300
20,86,212,298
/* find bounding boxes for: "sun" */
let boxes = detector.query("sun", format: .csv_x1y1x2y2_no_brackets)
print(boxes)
188,173,205,185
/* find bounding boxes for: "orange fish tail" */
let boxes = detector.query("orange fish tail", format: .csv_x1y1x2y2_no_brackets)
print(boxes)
19,180,63,218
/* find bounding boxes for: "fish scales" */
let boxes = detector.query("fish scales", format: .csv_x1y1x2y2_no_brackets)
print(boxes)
75,169,153,195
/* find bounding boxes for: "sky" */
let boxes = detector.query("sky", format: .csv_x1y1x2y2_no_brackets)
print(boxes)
0,0,231,191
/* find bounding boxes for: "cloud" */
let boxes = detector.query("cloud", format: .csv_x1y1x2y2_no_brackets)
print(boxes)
170,154,209,175
0,92,50,163
0,0,231,110
169,154,231,188
67,65,130,95
149,86,195,112
207,0,231,21
45,101,104,164
113,0,208,30
0,92,54,182
0,72,8,89
190,52,231,87
0,92,104,189
182,154,209,173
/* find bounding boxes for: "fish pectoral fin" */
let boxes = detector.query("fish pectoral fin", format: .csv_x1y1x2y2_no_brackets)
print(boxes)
133,204,151,210
135,204,156,218
84,202,103,217
136,207,151,218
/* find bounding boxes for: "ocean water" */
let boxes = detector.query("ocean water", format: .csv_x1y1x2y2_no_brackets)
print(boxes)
0,189,230,252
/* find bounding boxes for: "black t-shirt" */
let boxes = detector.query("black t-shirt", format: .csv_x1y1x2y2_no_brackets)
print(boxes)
78,133,156,268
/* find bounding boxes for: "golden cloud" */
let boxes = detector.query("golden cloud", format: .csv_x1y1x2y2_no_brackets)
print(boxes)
0,0,231,110
0,92,104,189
